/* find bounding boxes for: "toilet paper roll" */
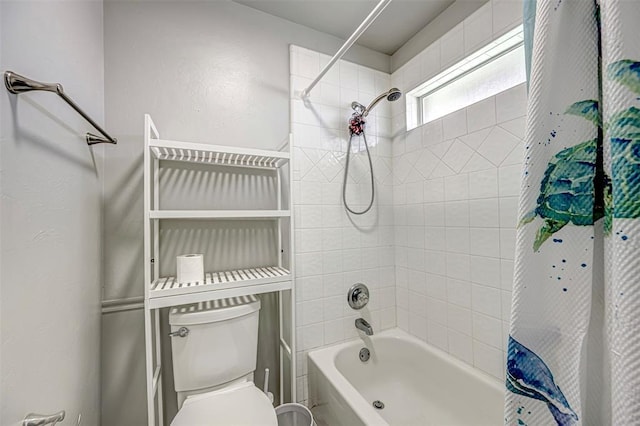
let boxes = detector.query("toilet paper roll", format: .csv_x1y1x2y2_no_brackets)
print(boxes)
176,254,204,284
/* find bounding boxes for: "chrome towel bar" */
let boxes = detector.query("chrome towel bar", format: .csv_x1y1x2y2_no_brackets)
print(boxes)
4,71,117,145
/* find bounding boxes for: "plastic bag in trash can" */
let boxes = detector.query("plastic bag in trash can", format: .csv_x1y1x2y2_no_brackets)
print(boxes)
275,403,315,426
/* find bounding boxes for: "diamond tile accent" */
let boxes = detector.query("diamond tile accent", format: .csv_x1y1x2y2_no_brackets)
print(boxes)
405,168,426,183
294,147,314,178
430,161,456,178
302,165,327,182
303,148,325,165
428,140,454,159
374,157,392,184
442,140,474,172
393,154,412,183
501,144,524,166
499,116,527,139
345,154,369,184
414,148,440,179
318,152,344,182
477,126,520,166
461,153,494,173
459,128,491,150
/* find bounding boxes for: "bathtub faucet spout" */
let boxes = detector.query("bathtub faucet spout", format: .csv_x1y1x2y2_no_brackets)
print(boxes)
355,318,374,336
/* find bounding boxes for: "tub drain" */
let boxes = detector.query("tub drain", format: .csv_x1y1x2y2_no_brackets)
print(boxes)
372,400,385,410
359,348,370,362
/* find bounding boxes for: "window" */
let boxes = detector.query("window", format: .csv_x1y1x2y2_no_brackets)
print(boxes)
406,25,525,130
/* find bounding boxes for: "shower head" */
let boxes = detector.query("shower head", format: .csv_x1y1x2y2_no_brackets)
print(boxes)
362,88,402,117
386,87,402,102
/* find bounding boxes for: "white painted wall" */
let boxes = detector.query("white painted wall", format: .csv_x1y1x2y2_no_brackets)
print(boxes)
0,2,104,425
101,2,390,424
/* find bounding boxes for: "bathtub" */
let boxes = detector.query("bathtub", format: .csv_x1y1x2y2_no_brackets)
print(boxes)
308,328,504,426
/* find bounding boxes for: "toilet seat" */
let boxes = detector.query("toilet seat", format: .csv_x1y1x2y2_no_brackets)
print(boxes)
171,382,278,426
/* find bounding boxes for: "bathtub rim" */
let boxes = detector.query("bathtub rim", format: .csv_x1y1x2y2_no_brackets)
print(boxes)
307,327,504,425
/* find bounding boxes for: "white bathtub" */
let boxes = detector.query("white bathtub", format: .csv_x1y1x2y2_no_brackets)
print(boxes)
308,328,504,426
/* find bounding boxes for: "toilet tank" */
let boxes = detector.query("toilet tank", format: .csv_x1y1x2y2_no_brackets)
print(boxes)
169,295,261,393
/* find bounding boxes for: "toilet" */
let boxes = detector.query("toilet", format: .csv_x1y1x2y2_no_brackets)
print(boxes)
169,295,278,426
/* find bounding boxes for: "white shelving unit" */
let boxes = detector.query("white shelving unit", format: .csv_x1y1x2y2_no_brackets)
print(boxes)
143,115,296,426
148,210,291,219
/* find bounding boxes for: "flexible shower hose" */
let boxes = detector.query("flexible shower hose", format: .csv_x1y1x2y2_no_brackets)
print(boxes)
342,129,375,215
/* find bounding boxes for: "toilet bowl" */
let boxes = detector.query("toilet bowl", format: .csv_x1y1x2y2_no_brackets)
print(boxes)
168,295,277,425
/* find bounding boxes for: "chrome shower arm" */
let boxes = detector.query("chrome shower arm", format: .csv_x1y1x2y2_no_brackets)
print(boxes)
362,88,402,117
4,71,117,145
363,92,388,117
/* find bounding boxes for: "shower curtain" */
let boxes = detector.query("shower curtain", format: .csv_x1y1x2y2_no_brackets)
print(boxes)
506,1,640,425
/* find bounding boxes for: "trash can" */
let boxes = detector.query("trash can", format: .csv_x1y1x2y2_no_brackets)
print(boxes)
275,403,315,426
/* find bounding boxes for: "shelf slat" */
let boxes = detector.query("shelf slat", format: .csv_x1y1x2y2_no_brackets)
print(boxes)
148,280,292,309
148,266,291,308
149,210,290,219
149,139,289,169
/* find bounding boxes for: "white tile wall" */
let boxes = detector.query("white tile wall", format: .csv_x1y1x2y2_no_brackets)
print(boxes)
463,2,493,54
440,22,464,68
290,46,395,403
391,83,525,381
290,0,524,402
397,0,523,97
390,0,524,382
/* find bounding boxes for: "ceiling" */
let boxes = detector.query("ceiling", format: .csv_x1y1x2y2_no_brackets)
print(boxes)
233,0,457,55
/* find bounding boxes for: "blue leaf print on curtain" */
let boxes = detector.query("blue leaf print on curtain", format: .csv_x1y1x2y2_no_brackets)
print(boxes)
607,60,640,94
507,336,578,426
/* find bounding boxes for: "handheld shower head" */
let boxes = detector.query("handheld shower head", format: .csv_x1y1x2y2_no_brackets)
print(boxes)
362,88,403,117
343,87,404,216
386,87,402,102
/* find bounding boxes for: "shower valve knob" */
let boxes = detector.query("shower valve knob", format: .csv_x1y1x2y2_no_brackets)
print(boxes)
348,283,370,310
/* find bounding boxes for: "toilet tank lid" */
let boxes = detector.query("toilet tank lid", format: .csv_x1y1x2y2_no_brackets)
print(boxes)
169,295,260,326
